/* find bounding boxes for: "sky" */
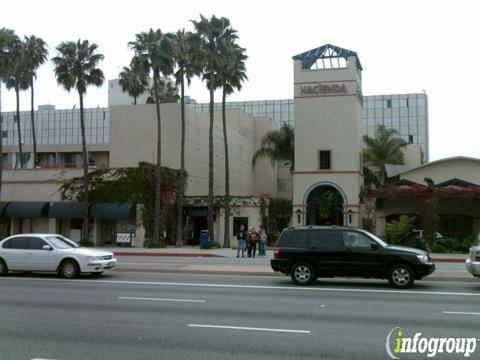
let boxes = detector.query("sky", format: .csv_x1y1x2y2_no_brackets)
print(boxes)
1,0,479,161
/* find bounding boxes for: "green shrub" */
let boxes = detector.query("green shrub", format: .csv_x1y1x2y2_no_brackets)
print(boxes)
431,243,447,253
385,215,416,244
209,241,222,249
144,240,164,248
79,240,94,247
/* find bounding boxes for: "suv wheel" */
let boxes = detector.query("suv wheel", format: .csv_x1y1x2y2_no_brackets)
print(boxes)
291,262,316,286
388,264,414,288
0,259,8,276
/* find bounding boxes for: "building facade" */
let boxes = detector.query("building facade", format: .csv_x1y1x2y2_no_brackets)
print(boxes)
190,95,429,162
1,43,442,246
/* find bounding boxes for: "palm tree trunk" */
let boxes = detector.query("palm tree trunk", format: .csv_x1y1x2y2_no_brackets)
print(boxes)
176,73,185,246
79,92,90,243
208,72,215,244
153,71,162,243
222,86,230,248
0,83,3,199
30,77,37,168
15,85,23,169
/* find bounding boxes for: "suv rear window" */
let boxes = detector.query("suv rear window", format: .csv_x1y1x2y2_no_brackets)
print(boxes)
277,229,309,248
310,230,343,249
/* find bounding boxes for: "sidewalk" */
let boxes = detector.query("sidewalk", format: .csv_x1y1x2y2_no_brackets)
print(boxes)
104,246,468,263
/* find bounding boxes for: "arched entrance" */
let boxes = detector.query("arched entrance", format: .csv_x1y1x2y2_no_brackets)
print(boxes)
305,184,345,226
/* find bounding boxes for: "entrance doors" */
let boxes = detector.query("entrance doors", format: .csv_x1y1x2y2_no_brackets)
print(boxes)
306,185,345,226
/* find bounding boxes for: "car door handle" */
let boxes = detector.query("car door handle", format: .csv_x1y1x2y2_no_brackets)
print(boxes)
309,247,317,250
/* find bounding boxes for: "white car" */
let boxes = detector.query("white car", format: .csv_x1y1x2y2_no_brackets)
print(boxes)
0,234,117,278
465,243,480,278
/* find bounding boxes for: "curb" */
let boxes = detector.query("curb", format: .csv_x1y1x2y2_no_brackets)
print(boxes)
431,258,465,264
114,252,221,258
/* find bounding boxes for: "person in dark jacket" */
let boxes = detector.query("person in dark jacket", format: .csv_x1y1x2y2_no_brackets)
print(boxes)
236,224,247,258
247,227,259,258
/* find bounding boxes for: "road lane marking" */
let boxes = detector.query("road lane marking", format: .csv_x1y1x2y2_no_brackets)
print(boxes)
443,311,480,316
188,324,310,334
118,296,205,303
3,277,480,297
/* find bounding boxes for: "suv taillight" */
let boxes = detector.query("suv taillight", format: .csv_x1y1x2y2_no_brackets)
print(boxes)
475,251,480,262
274,246,281,258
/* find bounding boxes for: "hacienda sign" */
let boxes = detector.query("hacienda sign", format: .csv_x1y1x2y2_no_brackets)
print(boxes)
300,83,348,96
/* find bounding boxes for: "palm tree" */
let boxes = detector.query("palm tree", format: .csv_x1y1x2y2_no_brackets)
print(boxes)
252,123,295,172
4,35,28,169
129,29,173,242
52,39,105,243
145,79,179,104
118,61,148,105
170,29,202,246
0,28,19,196
23,35,48,167
363,124,407,186
192,14,235,244
218,42,247,248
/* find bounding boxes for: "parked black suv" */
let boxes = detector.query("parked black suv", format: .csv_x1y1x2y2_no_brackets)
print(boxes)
271,226,435,288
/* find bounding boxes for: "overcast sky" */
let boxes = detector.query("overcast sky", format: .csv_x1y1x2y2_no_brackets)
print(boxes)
1,0,478,161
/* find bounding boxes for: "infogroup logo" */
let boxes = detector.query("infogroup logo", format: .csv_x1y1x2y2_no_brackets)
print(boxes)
385,327,478,359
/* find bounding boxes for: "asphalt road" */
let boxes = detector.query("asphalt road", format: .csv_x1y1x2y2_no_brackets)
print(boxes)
1,272,479,360
117,255,468,271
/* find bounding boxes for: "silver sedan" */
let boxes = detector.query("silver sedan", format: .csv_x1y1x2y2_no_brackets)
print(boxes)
465,243,480,277
0,234,116,278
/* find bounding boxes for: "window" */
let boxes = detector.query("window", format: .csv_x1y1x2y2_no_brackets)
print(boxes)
1,131,7,138
344,231,374,248
309,230,343,249
64,153,83,168
3,237,29,249
386,99,392,108
290,230,309,248
28,237,48,250
319,151,331,170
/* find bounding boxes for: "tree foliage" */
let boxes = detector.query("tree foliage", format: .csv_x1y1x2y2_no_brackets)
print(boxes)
252,123,295,172
60,163,185,241
363,125,407,186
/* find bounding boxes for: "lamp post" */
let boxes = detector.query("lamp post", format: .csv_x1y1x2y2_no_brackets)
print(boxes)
296,208,302,225
347,209,353,225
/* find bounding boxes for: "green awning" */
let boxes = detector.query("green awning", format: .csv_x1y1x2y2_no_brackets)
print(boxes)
4,202,50,218
91,203,136,219
49,202,86,219
0,202,11,217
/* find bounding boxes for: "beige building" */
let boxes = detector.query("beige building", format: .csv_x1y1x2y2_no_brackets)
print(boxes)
0,102,276,246
3,43,478,245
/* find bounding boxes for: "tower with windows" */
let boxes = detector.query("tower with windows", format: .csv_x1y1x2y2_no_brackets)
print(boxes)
292,44,364,226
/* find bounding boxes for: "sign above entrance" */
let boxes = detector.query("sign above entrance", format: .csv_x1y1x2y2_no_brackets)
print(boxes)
300,83,347,95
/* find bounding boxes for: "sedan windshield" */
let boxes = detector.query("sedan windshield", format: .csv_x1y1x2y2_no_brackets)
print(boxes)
46,236,79,249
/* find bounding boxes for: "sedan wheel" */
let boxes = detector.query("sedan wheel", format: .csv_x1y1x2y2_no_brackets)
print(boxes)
388,264,414,288
291,262,315,285
60,260,80,279
0,259,8,276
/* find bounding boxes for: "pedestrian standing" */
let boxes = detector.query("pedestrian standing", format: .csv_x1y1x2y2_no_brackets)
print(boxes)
248,227,259,258
236,224,247,258
258,225,268,256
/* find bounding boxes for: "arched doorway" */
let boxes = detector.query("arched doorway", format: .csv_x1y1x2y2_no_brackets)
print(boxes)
305,184,345,226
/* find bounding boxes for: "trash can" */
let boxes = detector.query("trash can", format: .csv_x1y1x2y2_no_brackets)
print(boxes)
199,230,210,249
